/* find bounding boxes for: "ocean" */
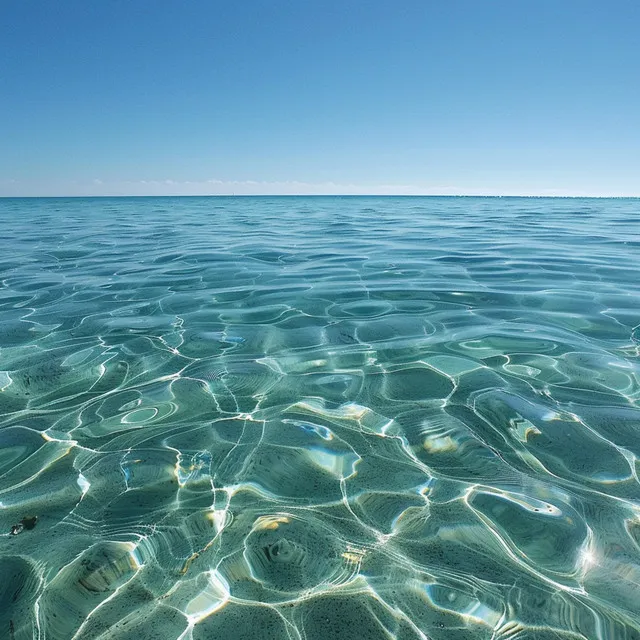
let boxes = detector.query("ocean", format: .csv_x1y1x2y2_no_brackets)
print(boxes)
1,196,639,639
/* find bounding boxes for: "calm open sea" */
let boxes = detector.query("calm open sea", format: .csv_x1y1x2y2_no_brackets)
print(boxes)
1,196,639,639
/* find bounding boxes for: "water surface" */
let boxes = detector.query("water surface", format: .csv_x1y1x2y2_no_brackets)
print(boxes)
1,196,640,639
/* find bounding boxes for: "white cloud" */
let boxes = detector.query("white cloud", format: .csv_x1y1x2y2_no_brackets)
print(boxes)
1,178,639,198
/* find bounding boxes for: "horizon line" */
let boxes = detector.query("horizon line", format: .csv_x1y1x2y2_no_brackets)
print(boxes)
2,194,640,199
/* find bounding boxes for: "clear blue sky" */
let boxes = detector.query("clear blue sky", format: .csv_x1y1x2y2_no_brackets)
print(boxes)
1,0,639,196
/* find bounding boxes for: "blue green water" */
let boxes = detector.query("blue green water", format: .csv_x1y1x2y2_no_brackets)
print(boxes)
1,196,640,639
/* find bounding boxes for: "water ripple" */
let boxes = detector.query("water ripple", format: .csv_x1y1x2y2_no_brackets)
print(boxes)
0,196,639,639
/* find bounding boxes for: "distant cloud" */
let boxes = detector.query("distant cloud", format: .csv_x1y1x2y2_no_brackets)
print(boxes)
1,178,639,198
107,179,465,196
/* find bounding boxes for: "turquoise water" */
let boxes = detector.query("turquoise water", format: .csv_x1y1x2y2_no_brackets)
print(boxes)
1,196,640,639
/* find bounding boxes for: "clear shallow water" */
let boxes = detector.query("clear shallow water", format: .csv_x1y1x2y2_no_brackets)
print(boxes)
1,195,640,640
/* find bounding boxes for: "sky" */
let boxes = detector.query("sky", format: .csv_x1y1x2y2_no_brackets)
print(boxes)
1,0,639,197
